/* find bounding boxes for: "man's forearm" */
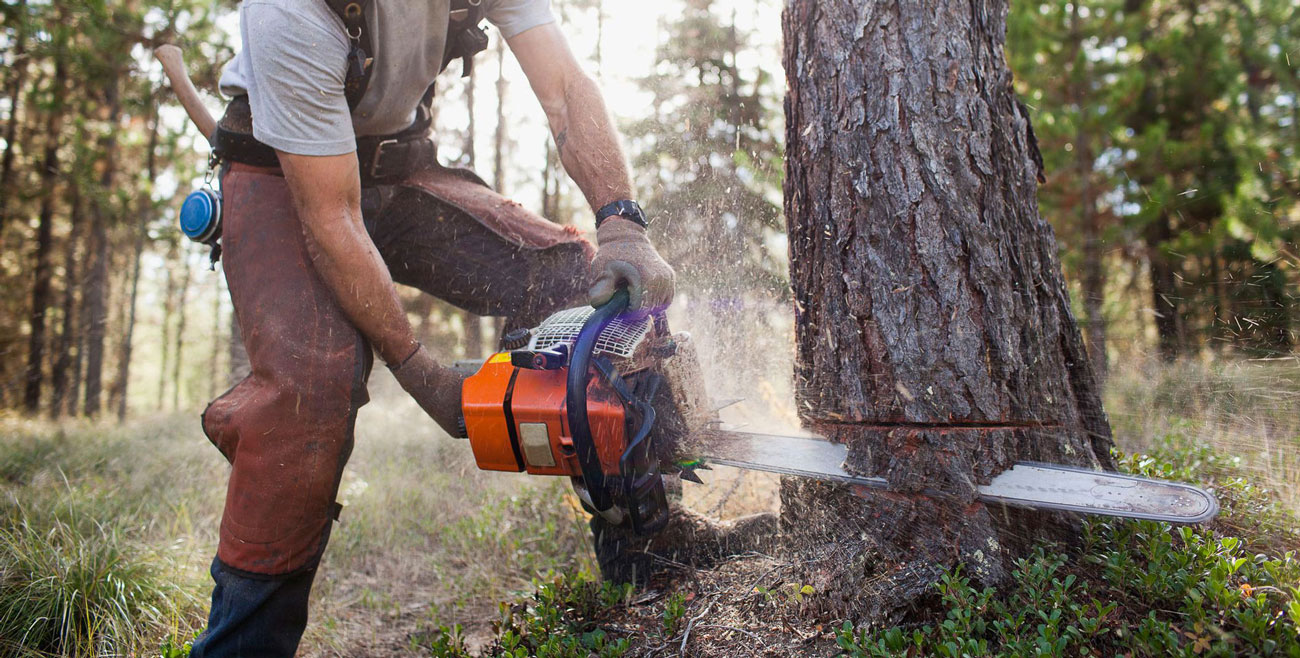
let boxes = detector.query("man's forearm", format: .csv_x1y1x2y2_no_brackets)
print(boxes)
547,72,634,212
300,206,418,365
278,152,419,366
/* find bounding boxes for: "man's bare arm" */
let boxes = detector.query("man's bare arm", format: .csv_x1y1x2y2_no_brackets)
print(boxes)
276,152,417,365
507,23,632,211
508,23,676,311
277,151,465,434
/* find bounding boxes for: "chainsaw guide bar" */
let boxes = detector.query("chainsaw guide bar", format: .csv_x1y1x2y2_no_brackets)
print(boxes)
699,431,1220,524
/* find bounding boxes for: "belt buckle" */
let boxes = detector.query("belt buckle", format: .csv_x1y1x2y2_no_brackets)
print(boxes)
369,138,399,180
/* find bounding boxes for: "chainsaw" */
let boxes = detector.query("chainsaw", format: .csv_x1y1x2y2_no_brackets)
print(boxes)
458,291,1219,535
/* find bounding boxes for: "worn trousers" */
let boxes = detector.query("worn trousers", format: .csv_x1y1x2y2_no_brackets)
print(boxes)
191,163,592,657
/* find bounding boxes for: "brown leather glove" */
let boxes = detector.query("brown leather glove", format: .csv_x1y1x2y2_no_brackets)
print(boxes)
388,344,468,438
588,217,676,311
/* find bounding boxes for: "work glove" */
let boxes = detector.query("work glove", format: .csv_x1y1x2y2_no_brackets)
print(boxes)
389,343,468,438
588,218,676,312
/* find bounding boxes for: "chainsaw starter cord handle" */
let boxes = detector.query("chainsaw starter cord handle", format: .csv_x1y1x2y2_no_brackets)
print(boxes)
566,288,630,512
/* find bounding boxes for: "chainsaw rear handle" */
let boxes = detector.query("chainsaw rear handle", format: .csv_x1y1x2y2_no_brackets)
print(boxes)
565,289,630,512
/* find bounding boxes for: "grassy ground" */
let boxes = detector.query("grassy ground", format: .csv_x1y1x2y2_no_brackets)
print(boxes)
0,357,1297,656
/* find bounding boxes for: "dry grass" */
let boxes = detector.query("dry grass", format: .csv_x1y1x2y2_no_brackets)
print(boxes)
1,355,1297,656
1105,355,1300,513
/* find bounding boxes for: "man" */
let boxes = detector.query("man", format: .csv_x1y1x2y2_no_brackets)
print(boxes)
192,1,675,654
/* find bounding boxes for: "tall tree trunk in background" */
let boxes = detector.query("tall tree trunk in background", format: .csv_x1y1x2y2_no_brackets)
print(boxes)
50,177,83,418
172,257,192,410
115,94,158,421
209,274,222,400
83,75,121,418
159,241,178,409
493,36,508,193
22,41,69,413
1145,211,1180,360
0,0,31,231
229,315,249,384
462,68,484,358
780,0,1114,621
1068,2,1106,382
541,140,556,220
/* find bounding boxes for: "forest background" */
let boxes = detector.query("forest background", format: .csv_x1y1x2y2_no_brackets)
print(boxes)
0,0,1296,420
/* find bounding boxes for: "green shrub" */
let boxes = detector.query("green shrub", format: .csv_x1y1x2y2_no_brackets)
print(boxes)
425,572,632,658
0,505,199,657
836,443,1300,658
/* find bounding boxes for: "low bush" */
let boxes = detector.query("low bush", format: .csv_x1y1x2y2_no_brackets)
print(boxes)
837,440,1300,658
424,572,634,658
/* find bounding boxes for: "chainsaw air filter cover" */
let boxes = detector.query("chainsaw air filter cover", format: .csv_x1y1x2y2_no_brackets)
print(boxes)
526,306,653,365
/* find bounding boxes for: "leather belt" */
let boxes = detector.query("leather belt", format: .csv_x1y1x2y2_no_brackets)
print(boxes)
215,125,437,186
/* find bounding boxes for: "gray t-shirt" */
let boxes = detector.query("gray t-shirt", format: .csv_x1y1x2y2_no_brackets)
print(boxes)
219,0,553,156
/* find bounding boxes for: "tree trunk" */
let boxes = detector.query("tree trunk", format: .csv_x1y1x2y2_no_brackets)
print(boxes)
780,0,1114,621
1145,211,1180,360
82,76,121,418
209,274,222,400
1077,136,1107,381
22,42,69,413
172,256,192,410
493,36,508,194
0,0,31,231
1068,2,1106,382
229,312,250,384
50,175,83,418
159,241,178,409
115,93,158,421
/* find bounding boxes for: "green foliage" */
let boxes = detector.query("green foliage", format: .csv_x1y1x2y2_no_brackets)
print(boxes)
662,591,687,635
158,632,197,658
625,0,786,296
1008,0,1300,357
425,572,632,658
836,445,1300,658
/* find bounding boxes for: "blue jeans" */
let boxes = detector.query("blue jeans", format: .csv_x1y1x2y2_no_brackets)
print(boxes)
189,557,318,658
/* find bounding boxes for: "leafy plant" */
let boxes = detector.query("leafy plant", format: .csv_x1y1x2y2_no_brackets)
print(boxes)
662,591,687,635
427,572,632,658
836,444,1300,658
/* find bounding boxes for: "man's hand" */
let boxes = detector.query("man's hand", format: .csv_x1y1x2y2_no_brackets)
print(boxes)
388,344,467,437
507,25,675,311
588,218,675,311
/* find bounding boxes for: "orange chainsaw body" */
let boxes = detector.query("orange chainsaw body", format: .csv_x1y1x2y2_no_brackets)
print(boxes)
461,352,628,477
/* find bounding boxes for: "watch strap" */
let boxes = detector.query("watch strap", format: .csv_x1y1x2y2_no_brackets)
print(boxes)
594,199,649,229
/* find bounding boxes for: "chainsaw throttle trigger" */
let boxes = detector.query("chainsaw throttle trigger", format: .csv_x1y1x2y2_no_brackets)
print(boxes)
510,344,568,370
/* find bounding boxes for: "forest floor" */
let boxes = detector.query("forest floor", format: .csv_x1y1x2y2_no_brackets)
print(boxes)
0,357,1297,656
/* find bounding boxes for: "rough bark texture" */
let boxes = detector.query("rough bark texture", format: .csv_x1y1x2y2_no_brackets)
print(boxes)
50,179,83,418
116,96,157,421
82,76,120,418
780,0,1114,621
22,47,68,413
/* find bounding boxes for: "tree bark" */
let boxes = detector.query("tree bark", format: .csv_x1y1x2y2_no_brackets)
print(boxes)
493,36,508,194
780,0,1113,621
82,75,121,418
229,311,249,384
1145,211,1180,360
22,39,69,413
50,174,83,418
172,256,192,410
115,93,158,421
0,0,31,231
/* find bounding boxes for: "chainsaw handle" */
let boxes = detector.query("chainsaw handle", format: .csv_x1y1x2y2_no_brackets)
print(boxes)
565,289,630,512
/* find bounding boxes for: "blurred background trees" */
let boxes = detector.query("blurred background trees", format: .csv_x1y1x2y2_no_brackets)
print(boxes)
0,0,1296,418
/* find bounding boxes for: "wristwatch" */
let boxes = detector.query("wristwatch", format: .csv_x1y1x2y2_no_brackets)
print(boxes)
594,199,649,229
